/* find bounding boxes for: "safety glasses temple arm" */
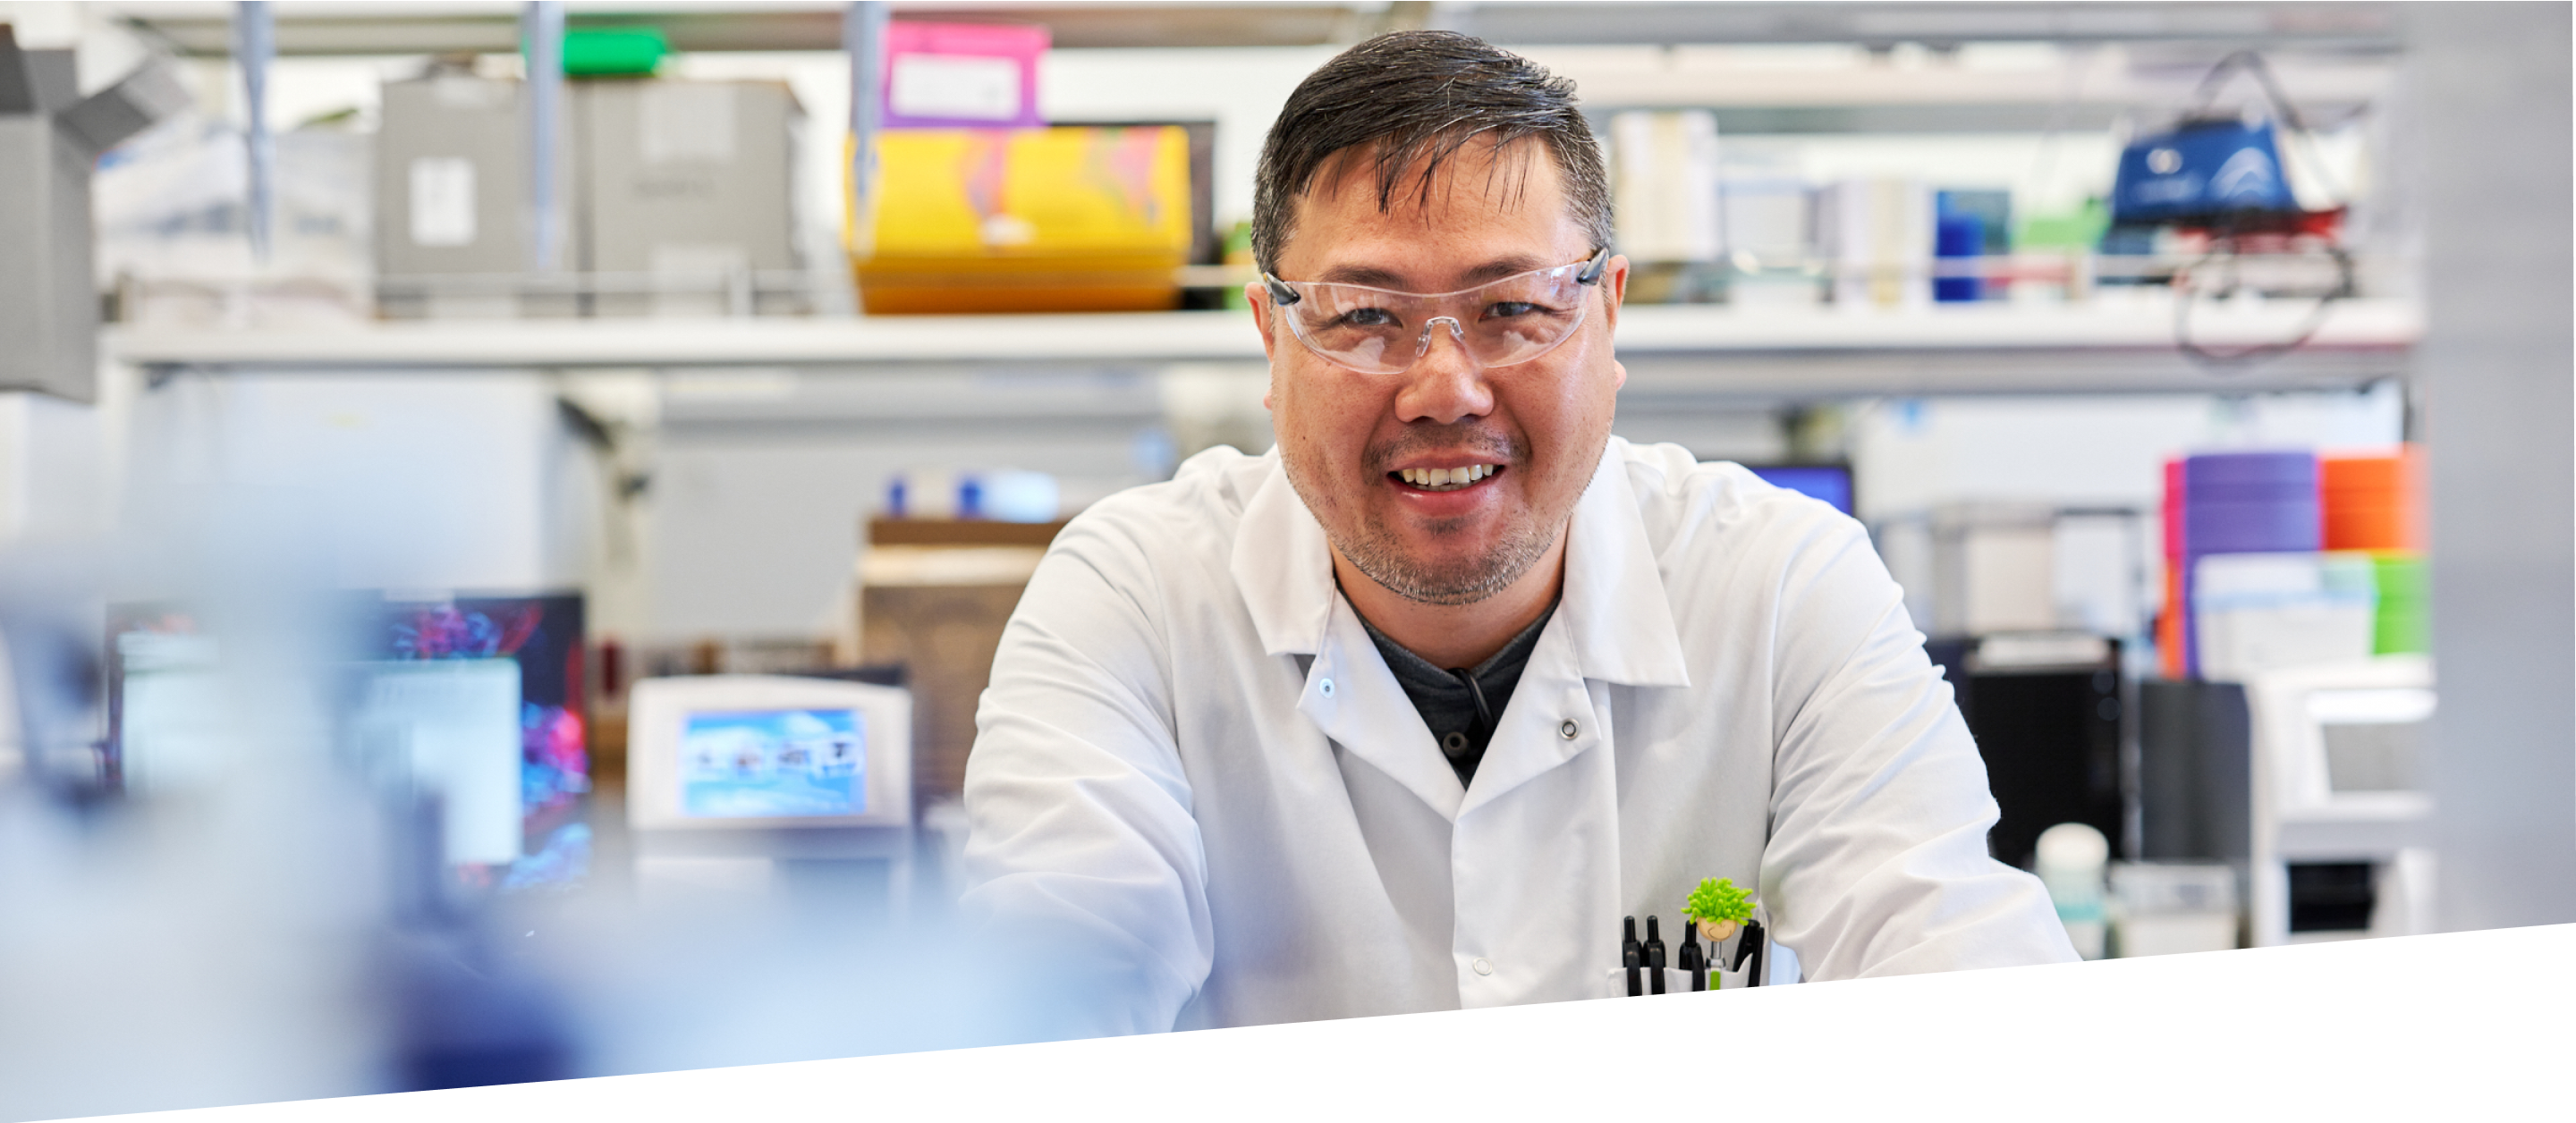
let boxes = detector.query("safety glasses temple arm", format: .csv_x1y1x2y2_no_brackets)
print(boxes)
1259,274,1302,306
1576,247,1611,285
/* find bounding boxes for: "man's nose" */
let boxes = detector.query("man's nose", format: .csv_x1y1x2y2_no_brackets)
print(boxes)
1394,318,1493,425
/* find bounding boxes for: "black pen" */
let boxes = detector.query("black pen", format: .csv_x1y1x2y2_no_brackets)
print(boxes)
1644,915,1667,994
1680,920,1705,992
1729,917,1767,988
1622,916,1641,997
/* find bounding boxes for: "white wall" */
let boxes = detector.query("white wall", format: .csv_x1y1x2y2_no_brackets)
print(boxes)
1849,384,2408,519
119,372,585,595
0,392,112,544
642,367,1175,642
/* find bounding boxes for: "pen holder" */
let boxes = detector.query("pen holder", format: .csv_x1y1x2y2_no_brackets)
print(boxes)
1607,963,1751,1009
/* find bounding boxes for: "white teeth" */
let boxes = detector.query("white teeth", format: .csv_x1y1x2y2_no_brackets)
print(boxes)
1397,464,1498,489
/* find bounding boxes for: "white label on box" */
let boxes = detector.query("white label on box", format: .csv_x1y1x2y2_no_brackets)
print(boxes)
890,53,1021,121
408,157,477,247
641,83,738,165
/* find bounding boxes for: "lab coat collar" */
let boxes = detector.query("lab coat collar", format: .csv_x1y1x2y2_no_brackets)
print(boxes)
1232,456,1338,659
1559,440,1693,690
1230,440,1691,691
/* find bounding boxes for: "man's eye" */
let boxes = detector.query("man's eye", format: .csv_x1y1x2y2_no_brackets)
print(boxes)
1483,301,1545,319
1333,307,1402,328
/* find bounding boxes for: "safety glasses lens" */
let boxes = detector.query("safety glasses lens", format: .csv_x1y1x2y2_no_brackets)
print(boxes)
1276,262,1595,375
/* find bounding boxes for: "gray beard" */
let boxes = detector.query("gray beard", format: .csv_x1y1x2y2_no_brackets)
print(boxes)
1330,504,1560,606
1267,422,1587,604
1281,424,1576,606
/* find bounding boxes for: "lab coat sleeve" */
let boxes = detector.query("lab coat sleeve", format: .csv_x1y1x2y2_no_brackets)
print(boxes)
1756,513,2080,980
959,514,1214,1037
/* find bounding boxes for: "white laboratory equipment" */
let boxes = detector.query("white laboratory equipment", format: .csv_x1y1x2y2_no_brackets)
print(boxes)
2036,823,2111,959
624,674,915,911
2242,654,2435,947
2110,861,2240,957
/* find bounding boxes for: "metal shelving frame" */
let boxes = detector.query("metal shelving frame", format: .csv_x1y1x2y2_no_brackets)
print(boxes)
99,0,2418,405
110,297,2416,404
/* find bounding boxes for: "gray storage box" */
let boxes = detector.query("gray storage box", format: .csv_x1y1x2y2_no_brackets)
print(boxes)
575,79,802,317
374,75,801,318
374,73,536,317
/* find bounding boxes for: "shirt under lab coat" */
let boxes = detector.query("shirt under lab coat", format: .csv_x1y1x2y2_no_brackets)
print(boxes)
962,437,2077,1035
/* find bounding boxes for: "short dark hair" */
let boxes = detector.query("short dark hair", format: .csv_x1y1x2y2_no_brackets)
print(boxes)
1250,30,1612,277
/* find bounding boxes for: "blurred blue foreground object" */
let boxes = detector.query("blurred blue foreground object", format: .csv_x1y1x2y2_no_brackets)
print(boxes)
0,545,107,798
558,1009,2576,1097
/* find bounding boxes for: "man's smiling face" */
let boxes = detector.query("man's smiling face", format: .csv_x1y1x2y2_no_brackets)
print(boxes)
1253,137,1629,605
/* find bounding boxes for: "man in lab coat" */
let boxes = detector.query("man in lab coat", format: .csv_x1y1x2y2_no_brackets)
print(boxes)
962,30,2077,1035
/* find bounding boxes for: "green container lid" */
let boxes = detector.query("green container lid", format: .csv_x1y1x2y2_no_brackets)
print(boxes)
2372,553,2426,594
2376,603,2429,654
557,27,667,76
2372,553,2429,654
2016,198,2109,252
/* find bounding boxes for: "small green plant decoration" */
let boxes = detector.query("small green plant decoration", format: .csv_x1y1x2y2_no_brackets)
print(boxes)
1684,877,1755,941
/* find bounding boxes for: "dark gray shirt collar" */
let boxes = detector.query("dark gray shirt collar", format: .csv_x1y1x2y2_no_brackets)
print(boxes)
1352,595,1561,788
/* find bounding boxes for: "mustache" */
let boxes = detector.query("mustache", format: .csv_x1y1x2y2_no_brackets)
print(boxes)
1363,424,1525,473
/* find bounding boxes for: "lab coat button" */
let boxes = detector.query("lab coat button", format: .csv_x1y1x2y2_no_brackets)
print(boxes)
1318,678,1334,697
1472,958,1494,975
1559,719,1579,739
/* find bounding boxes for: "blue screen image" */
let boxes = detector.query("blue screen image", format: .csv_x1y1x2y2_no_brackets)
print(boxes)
680,708,865,818
1747,465,1855,516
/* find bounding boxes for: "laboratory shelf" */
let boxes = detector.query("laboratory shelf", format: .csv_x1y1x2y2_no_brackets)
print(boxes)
1614,297,2418,352
108,313,1273,371
106,297,2418,401
122,2,2407,55
1610,298,2417,398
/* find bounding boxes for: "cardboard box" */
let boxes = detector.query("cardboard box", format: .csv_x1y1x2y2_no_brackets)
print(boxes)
0,115,92,399
857,519,1064,805
1,39,184,400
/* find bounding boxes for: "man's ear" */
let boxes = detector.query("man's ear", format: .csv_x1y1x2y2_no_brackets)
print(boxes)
1247,283,1278,355
1248,283,1281,410
1599,253,1631,333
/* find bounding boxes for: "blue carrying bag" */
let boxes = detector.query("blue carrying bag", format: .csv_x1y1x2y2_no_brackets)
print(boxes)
2102,52,2355,368
2109,51,2324,226
2111,117,2298,224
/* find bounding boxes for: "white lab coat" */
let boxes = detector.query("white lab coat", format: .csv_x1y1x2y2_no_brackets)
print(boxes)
962,437,2076,1035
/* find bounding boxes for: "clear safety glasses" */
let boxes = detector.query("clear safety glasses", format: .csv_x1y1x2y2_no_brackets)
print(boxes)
1260,249,1611,376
